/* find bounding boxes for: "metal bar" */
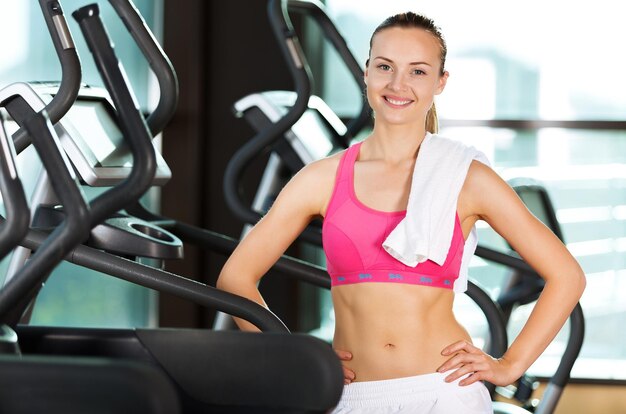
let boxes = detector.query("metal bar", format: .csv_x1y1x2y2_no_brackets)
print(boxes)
441,119,626,131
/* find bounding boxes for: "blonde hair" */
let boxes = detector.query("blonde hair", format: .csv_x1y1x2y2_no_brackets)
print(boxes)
426,103,439,134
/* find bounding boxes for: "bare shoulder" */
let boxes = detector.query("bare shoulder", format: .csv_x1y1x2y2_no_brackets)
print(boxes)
458,160,520,222
276,149,344,219
464,159,498,187
299,149,343,179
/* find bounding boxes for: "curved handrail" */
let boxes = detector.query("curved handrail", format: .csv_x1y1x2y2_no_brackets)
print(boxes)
13,0,81,154
107,0,179,136
0,110,91,324
72,4,157,227
223,0,312,230
224,0,373,237
8,222,288,333
534,303,584,414
0,121,30,259
287,0,369,142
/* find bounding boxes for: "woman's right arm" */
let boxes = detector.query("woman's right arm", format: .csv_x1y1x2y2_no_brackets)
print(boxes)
216,158,334,331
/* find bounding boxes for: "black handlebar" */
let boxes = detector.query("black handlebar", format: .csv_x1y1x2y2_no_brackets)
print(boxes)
13,0,81,154
73,4,157,227
287,0,368,142
0,110,91,324
107,0,179,136
223,0,373,235
0,122,30,259
6,223,288,333
223,0,314,237
553,303,584,387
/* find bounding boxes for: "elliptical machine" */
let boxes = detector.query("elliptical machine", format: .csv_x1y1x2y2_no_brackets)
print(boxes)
1,1,344,413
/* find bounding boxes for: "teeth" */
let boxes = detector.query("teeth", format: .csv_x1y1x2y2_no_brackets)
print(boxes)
386,97,411,105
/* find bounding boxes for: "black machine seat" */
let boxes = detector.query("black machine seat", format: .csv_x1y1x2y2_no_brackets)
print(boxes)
0,353,181,414
16,325,343,413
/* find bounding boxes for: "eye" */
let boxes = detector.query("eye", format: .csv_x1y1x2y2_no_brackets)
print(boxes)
412,69,426,75
377,64,392,71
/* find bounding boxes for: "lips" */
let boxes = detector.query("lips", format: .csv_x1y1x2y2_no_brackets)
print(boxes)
384,95,414,107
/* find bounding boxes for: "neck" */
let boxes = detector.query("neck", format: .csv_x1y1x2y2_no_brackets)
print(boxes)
364,122,428,164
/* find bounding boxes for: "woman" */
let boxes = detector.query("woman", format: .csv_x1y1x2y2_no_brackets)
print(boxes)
217,12,585,413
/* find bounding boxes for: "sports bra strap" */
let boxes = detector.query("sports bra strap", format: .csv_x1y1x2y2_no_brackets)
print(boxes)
336,142,361,183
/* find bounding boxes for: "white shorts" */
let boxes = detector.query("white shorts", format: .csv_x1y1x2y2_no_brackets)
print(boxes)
330,372,493,414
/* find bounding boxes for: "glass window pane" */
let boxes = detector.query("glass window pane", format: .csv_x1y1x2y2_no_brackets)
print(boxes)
322,0,626,120
319,0,626,380
0,1,160,110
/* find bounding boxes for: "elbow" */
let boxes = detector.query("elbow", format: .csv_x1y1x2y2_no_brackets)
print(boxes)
216,265,247,294
565,265,586,303
216,271,231,292
216,261,259,296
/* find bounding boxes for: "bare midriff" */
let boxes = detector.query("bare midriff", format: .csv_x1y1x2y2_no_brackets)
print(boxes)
332,282,471,382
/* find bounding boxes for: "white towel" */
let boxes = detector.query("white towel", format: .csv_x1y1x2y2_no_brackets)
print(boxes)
382,132,491,293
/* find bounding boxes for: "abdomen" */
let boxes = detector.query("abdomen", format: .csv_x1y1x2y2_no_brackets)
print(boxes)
332,283,472,382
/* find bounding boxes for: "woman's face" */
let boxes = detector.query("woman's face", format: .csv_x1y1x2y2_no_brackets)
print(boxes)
365,27,448,127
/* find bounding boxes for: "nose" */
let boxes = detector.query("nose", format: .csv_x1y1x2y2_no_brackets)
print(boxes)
388,71,408,91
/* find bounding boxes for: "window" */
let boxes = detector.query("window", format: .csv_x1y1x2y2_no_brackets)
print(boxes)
0,0,163,328
315,0,626,380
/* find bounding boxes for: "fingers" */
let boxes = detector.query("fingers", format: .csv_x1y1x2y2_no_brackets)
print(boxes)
438,341,500,386
334,349,355,384
437,340,481,373
458,373,482,386
334,349,353,361
343,367,356,384
443,358,491,384
440,340,478,356
438,352,482,374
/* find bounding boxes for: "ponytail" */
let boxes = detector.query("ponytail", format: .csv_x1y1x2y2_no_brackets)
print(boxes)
426,102,439,134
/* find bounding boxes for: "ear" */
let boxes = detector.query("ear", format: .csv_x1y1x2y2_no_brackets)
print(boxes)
435,70,449,95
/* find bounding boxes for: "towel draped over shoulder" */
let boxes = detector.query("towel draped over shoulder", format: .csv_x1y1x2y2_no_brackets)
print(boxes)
382,132,491,293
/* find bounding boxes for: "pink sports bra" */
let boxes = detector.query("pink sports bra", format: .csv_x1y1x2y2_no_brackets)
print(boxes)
322,142,464,289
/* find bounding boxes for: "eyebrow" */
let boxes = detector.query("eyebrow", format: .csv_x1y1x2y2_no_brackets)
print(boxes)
373,56,432,66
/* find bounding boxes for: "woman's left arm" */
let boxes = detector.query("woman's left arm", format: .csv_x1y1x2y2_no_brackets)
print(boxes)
438,161,586,386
